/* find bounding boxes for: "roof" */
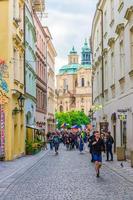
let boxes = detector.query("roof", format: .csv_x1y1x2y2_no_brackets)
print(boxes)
58,63,91,75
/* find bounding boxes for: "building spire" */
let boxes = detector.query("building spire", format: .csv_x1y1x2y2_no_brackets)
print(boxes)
81,39,91,65
70,46,77,54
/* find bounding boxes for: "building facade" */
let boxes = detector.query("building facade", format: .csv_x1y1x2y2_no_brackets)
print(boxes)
0,0,25,160
25,0,36,141
91,0,133,155
33,12,47,132
45,27,57,132
56,41,92,116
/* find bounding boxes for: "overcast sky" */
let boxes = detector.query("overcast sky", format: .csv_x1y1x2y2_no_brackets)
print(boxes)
44,0,98,72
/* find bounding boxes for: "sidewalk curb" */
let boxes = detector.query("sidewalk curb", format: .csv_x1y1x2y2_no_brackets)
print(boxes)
104,162,133,185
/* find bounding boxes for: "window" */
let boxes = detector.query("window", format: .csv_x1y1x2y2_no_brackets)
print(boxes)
81,78,85,87
111,52,115,84
120,40,125,77
111,0,114,21
13,0,17,18
75,79,77,87
104,11,107,33
130,29,133,69
19,55,23,83
104,61,108,89
63,79,68,91
13,48,17,80
60,105,63,112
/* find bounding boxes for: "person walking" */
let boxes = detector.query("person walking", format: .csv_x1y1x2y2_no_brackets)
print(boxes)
92,131,105,177
88,131,95,162
105,131,114,161
79,134,84,153
52,132,60,155
49,134,54,150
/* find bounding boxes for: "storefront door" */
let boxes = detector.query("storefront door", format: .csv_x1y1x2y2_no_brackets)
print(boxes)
120,120,127,149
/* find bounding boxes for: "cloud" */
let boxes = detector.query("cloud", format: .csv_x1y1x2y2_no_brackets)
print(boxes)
44,0,98,73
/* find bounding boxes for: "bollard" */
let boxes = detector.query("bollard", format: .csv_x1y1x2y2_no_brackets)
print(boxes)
116,147,126,161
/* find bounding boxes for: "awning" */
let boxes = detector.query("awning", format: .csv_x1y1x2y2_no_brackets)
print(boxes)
26,124,45,131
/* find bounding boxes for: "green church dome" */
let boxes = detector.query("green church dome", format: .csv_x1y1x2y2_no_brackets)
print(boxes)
58,41,92,75
59,63,80,75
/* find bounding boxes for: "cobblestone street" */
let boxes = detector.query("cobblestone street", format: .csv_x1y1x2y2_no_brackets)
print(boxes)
0,147,133,200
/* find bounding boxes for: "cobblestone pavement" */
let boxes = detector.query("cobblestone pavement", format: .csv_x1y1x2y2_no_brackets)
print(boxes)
0,147,133,200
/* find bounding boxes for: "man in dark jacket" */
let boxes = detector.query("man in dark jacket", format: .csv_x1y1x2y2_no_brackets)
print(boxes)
106,131,114,161
88,131,95,162
92,131,105,177
52,132,60,155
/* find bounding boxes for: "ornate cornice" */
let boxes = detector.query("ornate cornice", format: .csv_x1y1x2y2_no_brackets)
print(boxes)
124,6,133,21
108,37,115,47
115,23,124,35
119,76,125,84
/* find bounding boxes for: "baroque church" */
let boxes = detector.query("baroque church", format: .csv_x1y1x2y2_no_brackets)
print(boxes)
56,40,92,116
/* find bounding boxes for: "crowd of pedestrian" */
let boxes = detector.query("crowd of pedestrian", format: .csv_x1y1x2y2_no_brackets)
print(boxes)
47,129,114,177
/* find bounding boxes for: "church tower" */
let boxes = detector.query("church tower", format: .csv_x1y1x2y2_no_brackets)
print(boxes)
81,39,91,65
68,46,79,64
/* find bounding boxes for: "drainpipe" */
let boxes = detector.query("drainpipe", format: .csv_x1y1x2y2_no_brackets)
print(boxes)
98,8,104,98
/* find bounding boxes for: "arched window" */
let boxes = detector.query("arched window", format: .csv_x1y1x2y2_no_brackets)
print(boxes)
81,78,85,87
59,105,63,112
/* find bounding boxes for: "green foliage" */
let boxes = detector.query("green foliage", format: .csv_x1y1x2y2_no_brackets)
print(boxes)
55,111,91,129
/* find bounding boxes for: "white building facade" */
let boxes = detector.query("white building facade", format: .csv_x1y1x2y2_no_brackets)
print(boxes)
91,0,133,155
45,27,57,132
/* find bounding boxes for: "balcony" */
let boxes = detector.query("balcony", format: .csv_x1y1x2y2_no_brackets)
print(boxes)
32,0,45,12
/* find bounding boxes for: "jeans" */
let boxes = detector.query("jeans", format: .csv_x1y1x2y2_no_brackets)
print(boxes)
54,143,59,153
106,146,113,160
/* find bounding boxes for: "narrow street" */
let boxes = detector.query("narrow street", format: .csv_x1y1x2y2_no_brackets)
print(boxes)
1,147,133,200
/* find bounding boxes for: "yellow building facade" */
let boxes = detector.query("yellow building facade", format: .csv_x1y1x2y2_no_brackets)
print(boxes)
0,0,25,160
56,41,92,116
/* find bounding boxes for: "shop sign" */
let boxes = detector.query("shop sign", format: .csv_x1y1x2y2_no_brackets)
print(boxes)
117,109,128,113
118,114,127,121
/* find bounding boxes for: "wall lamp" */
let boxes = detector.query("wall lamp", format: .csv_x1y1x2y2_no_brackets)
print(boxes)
12,93,25,115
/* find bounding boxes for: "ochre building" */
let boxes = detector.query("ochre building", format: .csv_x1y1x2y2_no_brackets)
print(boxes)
56,40,92,116
0,0,25,160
